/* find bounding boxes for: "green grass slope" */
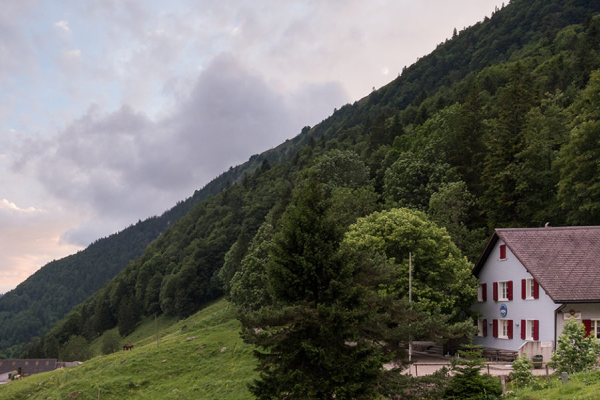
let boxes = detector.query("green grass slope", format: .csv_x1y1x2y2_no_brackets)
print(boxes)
0,299,257,400
507,371,600,399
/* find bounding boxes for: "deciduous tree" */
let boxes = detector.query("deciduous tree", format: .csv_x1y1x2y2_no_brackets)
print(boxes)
550,317,600,374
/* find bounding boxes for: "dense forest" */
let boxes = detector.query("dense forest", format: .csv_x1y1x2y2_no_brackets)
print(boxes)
9,0,600,372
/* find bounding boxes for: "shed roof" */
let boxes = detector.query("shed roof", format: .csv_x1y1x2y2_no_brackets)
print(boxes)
474,226,600,303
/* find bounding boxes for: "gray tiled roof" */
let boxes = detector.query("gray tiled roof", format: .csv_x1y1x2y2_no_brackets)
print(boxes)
0,359,57,375
474,226,600,303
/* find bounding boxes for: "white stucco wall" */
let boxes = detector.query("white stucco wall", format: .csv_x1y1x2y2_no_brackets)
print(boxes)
472,240,560,352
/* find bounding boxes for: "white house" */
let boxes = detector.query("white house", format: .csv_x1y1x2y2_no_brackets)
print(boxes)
472,226,600,361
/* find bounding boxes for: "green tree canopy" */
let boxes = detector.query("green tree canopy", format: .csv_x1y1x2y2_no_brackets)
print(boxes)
343,208,477,321
310,149,371,190
229,222,275,311
60,335,92,362
100,330,121,355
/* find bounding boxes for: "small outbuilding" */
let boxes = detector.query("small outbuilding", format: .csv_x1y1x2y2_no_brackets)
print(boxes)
0,359,58,376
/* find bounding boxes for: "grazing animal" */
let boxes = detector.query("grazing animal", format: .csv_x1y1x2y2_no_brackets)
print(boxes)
123,344,134,351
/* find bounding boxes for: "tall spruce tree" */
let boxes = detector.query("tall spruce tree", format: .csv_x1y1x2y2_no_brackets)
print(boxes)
240,176,398,399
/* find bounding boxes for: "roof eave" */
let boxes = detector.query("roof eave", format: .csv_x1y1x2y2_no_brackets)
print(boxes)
554,299,600,304
472,231,499,277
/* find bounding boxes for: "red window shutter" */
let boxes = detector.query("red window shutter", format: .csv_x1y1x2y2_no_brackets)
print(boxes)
483,319,488,337
583,319,592,338
493,319,498,338
521,319,526,339
533,280,539,299
482,283,487,302
508,320,513,339
533,320,539,341
507,281,513,301
500,244,507,259
493,282,498,302
521,279,526,299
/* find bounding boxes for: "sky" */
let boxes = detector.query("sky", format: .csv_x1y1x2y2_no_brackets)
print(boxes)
0,0,504,294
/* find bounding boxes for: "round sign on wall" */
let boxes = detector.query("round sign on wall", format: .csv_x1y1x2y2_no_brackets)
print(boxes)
500,304,508,317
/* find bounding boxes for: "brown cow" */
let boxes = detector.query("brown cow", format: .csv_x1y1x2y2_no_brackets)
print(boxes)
122,344,134,351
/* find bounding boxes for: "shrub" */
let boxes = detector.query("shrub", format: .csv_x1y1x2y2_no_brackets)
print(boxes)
509,353,534,388
60,335,92,362
550,317,600,374
101,330,121,355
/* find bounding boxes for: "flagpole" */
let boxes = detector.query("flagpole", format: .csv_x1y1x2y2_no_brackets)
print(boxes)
409,252,412,364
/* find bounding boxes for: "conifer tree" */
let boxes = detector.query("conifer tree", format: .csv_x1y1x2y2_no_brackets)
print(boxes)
240,176,397,399
117,296,138,337
558,70,600,225
445,342,502,399
480,62,536,228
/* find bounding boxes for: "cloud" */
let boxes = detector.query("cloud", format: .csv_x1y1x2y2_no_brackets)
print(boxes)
0,198,40,213
0,1,36,86
11,52,349,247
54,20,71,32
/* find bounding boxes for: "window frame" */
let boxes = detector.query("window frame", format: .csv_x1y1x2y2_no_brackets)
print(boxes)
592,320,600,339
499,281,509,301
526,320,535,340
477,283,487,302
526,278,535,299
499,244,507,260
477,319,484,337
499,320,509,339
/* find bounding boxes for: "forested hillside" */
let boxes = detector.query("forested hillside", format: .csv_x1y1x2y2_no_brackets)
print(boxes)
15,0,600,366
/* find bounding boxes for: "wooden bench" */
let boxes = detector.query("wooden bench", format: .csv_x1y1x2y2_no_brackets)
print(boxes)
482,348,517,362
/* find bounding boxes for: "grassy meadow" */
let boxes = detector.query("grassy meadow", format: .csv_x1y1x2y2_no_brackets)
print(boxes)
506,371,600,400
0,299,257,399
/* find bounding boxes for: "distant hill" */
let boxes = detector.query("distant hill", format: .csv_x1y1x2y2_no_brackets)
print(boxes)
15,0,600,360
0,299,257,399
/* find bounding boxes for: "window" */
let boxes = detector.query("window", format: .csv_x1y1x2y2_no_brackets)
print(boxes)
500,282,509,300
477,318,487,337
493,281,513,301
527,320,535,340
477,283,487,302
495,319,513,339
522,278,539,299
500,244,507,260
502,320,509,338
521,319,539,340
583,320,600,338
